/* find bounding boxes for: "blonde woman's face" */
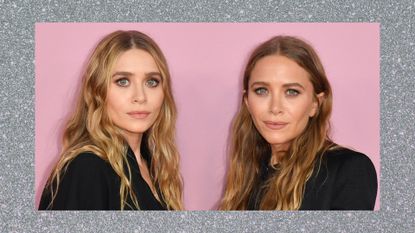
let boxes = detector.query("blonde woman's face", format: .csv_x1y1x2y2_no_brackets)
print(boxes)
107,49,164,138
245,55,322,152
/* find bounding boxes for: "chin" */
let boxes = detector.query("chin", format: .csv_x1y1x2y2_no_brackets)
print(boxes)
261,134,290,146
133,127,151,133
266,139,289,146
123,124,152,134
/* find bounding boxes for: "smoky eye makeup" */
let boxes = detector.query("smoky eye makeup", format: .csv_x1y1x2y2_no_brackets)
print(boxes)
146,72,162,86
250,81,269,96
285,88,301,96
145,78,160,88
253,86,268,95
282,82,305,97
115,77,130,87
112,71,133,87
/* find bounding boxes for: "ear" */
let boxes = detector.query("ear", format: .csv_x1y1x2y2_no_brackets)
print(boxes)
243,90,249,110
309,92,325,117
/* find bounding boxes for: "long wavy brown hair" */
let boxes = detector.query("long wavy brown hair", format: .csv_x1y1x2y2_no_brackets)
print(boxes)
44,30,183,210
220,35,334,210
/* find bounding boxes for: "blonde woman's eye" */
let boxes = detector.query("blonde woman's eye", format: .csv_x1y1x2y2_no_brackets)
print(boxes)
286,89,300,96
116,78,129,87
146,79,160,88
254,87,268,95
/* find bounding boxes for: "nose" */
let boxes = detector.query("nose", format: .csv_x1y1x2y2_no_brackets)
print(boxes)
269,92,283,115
132,83,146,104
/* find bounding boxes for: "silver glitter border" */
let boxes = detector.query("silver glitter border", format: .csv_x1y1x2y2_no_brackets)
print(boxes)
1,0,414,232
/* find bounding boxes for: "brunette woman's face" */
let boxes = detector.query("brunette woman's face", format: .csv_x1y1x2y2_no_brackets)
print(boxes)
245,55,323,151
107,49,164,138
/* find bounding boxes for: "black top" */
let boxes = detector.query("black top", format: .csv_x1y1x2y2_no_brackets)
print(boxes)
39,146,166,210
247,147,378,210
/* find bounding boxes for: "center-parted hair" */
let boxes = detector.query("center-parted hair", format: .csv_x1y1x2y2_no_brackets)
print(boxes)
45,30,183,210
220,36,334,210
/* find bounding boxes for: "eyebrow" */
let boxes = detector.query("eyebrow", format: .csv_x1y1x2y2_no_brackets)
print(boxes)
283,82,305,90
146,72,163,79
250,81,305,90
112,71,133,77
112,71,162,79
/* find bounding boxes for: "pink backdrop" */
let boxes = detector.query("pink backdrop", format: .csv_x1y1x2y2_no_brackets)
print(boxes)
35,23,380,210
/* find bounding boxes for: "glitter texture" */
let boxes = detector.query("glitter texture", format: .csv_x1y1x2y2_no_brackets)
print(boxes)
1,0,414,232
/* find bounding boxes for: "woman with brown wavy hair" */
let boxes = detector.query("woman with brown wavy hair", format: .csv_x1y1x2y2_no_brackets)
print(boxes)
220,36,377,210
39,30,183,210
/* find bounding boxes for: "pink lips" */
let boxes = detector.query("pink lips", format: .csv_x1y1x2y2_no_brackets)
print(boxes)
264,121,288,130
127,111,150,119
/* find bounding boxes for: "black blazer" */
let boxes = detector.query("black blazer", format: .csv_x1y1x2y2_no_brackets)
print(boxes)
39,146,166,210
248,147,378,210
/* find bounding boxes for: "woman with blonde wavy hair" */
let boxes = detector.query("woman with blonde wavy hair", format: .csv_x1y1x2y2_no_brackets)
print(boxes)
220,35,377,210
39,30,183,210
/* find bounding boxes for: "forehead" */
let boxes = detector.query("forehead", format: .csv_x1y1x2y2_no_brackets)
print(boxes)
250,55,311,86
112,49,159,72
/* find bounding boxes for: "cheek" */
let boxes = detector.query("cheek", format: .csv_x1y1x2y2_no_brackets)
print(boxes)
106,90,126,117
106,94,116,115
107,86,120,104
289,101,313,128
149,89,165,112
156,91,165,108
247,96,266,119
106,100,120,121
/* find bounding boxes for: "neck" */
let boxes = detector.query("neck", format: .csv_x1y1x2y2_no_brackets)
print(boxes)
270,143,289,165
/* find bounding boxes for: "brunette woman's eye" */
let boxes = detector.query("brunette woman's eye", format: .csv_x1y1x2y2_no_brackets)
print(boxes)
286,89,300,96
115,78,129,87
254,87,268,96
146,78,160,88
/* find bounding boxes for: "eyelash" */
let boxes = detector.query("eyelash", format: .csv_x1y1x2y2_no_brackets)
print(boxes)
114,78,161,88
145,78,160,88
254,87,268,95
286,89,300,96
253,87,301,96
115,77,129,87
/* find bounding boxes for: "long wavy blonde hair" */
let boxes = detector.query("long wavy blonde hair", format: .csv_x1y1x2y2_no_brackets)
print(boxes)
44,30,183,210
220,36,334,210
